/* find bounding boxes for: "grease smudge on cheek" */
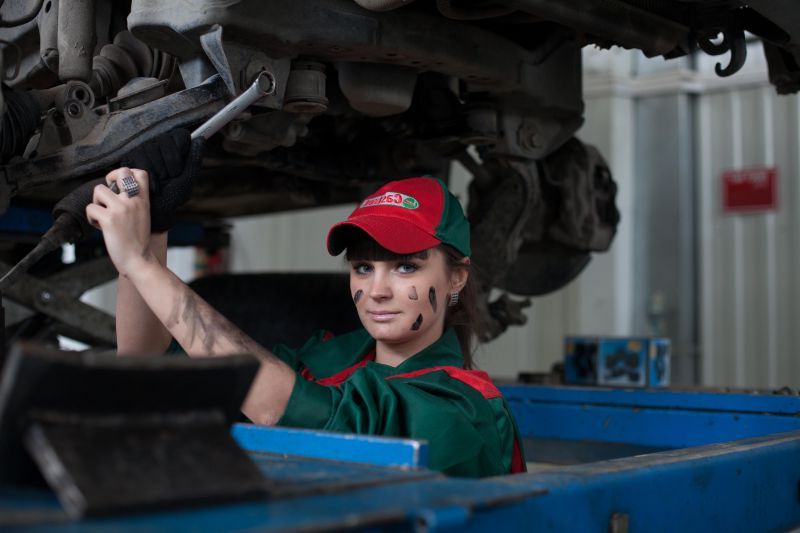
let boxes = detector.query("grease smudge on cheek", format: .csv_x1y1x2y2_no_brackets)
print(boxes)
411,314,423,331
353,290,364,304
428,287,437,313
408,286,419,300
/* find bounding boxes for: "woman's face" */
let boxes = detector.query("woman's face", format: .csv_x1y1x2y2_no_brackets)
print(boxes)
349,247,462,354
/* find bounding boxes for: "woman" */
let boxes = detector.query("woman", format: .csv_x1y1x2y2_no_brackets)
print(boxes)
89,169,526,477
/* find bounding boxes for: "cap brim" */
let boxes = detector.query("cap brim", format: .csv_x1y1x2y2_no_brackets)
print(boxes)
327,215,442,256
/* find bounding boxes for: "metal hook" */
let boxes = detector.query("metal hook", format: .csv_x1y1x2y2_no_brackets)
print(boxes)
696,26,747,78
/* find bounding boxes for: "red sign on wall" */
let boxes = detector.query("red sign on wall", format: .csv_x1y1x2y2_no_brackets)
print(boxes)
722,167,778,213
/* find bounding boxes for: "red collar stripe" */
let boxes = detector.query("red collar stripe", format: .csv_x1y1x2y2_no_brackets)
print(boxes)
387,367,502,400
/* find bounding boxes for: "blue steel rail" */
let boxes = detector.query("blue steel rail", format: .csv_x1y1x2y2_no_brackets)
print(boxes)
3,386,800,531
501,384,800,462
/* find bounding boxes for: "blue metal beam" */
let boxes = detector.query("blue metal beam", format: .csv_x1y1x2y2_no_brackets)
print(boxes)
479,430,800,533
500,384,800,415
502,385,800,449
231,423,429,468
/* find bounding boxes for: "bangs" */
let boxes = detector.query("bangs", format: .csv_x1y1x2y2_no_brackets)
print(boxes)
344,230,430,262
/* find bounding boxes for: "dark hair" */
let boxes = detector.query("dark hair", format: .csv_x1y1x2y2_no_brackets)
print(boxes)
345,232,477,369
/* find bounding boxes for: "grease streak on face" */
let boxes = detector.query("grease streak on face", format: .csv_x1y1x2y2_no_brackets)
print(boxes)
408,286,418,300
411,314,423,331
353,289,364,304
428,287,437,313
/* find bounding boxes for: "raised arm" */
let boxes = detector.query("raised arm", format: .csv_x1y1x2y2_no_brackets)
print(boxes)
115,231,172,354
89,168,296,425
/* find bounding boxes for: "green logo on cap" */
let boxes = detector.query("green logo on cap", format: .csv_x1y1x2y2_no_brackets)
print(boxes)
402,197,419,209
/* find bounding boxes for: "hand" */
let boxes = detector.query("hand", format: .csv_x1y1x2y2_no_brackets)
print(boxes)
121,129,205,232
86,168,154,277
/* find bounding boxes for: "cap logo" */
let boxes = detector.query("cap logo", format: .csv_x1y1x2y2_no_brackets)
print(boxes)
360,192,419,210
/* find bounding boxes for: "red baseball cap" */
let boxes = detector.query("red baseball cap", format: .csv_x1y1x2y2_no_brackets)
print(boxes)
327,177,471,257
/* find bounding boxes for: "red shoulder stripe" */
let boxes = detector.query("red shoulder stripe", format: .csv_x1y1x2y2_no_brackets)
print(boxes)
303,351,376,387
386,366,502,400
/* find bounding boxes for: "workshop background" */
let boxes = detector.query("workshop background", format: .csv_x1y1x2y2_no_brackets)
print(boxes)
85,43,800,391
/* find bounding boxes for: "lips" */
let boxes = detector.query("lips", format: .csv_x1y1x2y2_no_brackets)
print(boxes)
366,310,400,322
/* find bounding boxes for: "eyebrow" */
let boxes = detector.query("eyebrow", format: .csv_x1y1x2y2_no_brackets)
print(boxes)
349,250,430,262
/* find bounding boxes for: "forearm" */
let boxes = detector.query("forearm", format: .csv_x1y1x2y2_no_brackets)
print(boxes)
116,232,172,354
128,254,296,425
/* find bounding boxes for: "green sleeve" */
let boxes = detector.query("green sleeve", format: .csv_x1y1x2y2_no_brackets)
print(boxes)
277,367,509,477
271,330,334,371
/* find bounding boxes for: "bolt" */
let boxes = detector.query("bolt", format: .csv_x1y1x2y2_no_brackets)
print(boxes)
65,101,82,118
39,290,54,303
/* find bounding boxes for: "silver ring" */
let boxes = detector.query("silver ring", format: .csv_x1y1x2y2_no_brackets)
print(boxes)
120,175,140,198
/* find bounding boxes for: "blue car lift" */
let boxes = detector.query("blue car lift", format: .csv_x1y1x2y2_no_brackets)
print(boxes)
2,384,800,532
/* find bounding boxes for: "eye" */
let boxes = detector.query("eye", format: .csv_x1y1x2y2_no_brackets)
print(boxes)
352,262,372,275
397,262,418,274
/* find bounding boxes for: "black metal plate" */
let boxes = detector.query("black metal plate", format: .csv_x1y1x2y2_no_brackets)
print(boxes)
0,342,259,488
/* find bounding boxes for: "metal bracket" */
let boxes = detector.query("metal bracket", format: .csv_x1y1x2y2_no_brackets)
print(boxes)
0,258,118,346
200,24,237,96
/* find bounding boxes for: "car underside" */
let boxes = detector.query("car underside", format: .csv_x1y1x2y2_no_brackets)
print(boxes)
0,0,798,346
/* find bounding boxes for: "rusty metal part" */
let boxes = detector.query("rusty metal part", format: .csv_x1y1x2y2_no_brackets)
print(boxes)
467,155,540,340
1,75,228,202
199,24,236,96
284,60,329,114
108,78,168,111
57,0,96,81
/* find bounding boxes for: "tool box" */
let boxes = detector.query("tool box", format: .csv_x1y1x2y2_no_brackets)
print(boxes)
564,335,671,388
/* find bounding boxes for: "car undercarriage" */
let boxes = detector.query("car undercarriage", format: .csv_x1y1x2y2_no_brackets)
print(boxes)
0,0,798,346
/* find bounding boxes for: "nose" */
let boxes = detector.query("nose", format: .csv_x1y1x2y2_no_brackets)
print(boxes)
368,266,392,301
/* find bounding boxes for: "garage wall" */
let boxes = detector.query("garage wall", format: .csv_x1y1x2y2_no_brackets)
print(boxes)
697,69,800,389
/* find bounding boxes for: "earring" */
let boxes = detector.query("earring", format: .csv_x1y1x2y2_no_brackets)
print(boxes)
448,291,460,307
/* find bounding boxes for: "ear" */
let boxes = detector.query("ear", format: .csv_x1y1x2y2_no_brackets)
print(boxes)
449,257,470,293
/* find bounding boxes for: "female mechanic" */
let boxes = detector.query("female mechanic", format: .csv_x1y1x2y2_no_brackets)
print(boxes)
89,167,526,477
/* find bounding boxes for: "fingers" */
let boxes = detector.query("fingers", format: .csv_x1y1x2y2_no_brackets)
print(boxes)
93,181,117,207
85,203,104,230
